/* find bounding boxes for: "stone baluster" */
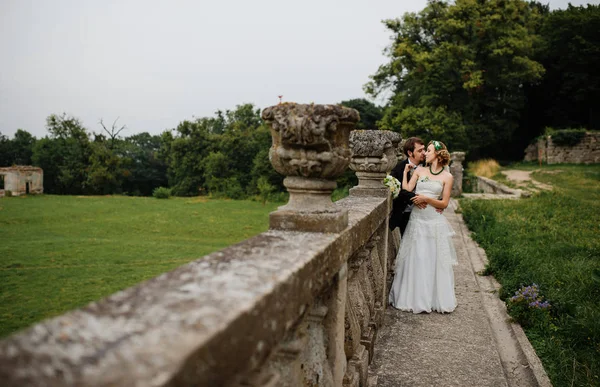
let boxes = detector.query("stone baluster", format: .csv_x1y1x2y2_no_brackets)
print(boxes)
450,151,466,197
344,248,371,387
261,103,360,233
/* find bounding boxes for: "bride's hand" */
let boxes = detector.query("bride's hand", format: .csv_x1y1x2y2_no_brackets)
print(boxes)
411,195,428,205
404,164,414,174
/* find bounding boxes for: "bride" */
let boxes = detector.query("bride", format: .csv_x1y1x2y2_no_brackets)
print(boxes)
388,140,458,314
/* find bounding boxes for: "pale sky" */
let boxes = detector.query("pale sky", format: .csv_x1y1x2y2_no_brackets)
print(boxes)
0,0,596,138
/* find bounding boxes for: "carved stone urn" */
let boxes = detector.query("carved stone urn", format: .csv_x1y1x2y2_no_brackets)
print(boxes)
349,130,402,197
261,103,360,232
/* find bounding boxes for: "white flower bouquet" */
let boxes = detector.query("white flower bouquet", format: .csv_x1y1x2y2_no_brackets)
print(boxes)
383,175,401,198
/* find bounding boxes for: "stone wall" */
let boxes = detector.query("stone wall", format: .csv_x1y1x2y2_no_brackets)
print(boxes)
524,132,600,164
0,105,403,387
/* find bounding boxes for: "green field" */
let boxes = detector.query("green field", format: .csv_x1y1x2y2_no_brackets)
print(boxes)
460,164,600,387
0,195,280,338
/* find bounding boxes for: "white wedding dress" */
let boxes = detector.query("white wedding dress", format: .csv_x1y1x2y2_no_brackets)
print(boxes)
388,178,458,313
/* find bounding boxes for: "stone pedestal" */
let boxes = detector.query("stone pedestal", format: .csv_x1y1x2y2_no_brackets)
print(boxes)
262,103,360,233
450,151,466,197
348,130,401,198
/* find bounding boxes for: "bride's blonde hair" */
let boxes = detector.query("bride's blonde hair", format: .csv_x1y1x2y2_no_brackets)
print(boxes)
428,140,451,167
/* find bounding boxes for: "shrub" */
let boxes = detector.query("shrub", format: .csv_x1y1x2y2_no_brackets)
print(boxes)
257,176,275,205
5,190,12,197
332,186,350,202
152,186,171,199
467,159,500,178
462,171,478,193
550,129,586,147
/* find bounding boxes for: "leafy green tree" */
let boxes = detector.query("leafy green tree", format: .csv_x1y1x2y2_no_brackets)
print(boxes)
249,147,285,196
256,176,275,205
339,98,383,129
523,4,600,137
121,132,168,196
0,132,11,167
162,103,278,198
163,119,215,196
9,129,36,165
86,137,131,195
32,114,93,194
366,0,545,159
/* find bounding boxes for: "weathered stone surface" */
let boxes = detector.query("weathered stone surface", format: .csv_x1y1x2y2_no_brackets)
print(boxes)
475,176,527,198
450,151,465,197
262,103,360,233
0,166,43,197
262,103,359,179
344,294,362,359
0,195,388,387
349,130,401,159
346,344,369,387
349,130,401,198
524,132,600,164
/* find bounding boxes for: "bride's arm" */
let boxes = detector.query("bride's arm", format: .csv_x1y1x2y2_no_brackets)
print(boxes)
403,166,420,192
412,174,453,209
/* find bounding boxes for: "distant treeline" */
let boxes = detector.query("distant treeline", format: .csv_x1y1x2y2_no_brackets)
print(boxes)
0,100,378,198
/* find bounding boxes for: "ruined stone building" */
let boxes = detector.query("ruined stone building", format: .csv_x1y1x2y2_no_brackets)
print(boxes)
0,166,43,197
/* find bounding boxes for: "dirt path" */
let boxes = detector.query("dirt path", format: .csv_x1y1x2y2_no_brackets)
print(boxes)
501,169,553,192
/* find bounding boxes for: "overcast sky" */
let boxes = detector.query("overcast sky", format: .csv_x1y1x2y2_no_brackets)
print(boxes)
0,0,596,138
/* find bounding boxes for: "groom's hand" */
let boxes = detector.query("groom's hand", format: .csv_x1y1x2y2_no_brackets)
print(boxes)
415,202,427,209
435,208,444,214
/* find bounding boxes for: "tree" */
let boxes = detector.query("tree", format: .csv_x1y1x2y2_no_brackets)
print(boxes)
366,0,545,159
121,132,168,196
162,103,276,198
10,129,36,165
339,98,383,129
32,114,93,194
163,119,215,196
0,132,12,167
86,138,131,195
523,4,600,138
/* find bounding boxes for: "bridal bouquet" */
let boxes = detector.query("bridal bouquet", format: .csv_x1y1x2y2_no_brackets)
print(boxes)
383,175,401,199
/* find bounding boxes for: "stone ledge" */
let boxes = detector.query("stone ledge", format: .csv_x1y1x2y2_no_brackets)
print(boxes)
0,196,388,387
472,176,530,198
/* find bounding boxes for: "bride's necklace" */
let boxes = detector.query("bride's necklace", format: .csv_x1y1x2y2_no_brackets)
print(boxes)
429,165,443,175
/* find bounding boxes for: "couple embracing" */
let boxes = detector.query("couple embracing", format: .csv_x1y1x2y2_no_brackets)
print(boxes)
388,137,458,314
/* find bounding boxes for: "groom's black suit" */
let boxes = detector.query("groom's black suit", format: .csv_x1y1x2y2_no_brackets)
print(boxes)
389,158,418,235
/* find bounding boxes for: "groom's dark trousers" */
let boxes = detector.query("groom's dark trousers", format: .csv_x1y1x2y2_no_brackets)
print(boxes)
389,158,417,236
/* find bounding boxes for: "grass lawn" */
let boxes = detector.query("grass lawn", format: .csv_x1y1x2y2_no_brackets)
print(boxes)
0,195,280,338
460,163,600,387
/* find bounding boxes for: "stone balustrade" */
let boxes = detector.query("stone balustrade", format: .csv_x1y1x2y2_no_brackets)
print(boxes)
0,105,403,387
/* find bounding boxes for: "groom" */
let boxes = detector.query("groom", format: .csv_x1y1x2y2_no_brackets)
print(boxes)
389,137,426,235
